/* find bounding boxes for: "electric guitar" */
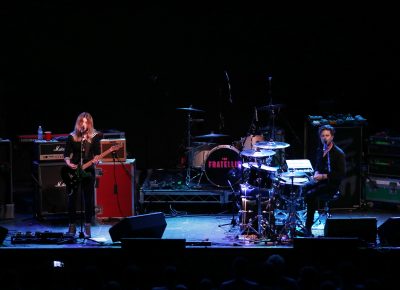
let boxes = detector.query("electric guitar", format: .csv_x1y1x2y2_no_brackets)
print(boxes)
61,143,123,187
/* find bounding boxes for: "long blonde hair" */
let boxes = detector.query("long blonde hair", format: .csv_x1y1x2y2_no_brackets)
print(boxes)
72,112,97,142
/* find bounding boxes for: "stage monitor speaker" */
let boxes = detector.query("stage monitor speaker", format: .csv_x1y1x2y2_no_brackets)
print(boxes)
0,225,8,244
109,212,167,242
378,217,400,246
324,217,377,244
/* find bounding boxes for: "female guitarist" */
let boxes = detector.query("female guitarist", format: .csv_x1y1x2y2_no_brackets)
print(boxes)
63,112,101,238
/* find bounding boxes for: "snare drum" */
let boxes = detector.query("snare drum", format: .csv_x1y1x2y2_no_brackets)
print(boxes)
276,175,309,211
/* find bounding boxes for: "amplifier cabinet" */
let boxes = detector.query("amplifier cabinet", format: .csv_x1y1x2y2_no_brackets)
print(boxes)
95,159,135,219
34,140,66,162
32,161,83,218
100,139,127,162
0,140,12,207
365,175,400,204
368,155,400,177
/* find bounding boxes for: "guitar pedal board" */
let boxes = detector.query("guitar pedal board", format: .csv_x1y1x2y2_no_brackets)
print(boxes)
11,231,75,244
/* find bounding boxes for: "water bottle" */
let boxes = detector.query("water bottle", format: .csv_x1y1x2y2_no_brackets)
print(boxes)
38,125,43,140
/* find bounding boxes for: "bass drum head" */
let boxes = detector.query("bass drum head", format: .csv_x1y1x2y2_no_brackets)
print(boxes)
205,145,242,187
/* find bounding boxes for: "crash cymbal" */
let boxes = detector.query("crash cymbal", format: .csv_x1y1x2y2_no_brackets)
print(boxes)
242,162,279,172
257,103,285,111
240,149,276,158
194,132,229,139
255,141,290,150
176,106,204,112
280,171,307,178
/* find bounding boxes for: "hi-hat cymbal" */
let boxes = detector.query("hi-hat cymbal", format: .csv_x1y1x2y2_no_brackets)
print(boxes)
257,103,285,111
176,106,204,112
240,149,276,158
242,162,279,172
194,132,229,139
255,141,290,150
281,171,307,178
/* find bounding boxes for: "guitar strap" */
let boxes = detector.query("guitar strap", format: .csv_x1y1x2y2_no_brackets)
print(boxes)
83,131,98,161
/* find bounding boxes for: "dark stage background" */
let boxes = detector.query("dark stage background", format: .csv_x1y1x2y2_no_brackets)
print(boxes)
1,3,399,171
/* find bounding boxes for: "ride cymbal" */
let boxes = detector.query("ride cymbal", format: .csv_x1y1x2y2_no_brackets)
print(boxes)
176,106,204,112
255,141,290,150
240,149,276,158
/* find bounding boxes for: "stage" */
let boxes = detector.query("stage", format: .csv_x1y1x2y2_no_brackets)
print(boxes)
1,206,400,289
2,164,400,289
1,205,399,248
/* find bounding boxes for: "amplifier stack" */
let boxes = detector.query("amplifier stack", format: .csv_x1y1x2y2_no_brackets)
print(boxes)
365,135,400,205
33,140,70,218
0,139,13,219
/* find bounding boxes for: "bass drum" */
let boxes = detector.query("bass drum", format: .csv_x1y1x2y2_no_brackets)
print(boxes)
204,145,242,187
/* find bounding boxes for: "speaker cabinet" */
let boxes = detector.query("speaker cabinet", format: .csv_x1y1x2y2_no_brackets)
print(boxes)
304,124,363,208
378,217,400,246
33,161,83,217
95,159,135,219
109,212,167,242
0,140,12,207
324,217,377,244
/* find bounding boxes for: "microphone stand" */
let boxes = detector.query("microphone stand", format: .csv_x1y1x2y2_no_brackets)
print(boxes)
326,143,331,173
78,137,86,240
218,180,238,228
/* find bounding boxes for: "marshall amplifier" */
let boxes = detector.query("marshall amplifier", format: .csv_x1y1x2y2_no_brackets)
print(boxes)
34,140,66,162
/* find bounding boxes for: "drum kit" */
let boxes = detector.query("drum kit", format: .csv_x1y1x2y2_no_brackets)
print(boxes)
177,104,310,242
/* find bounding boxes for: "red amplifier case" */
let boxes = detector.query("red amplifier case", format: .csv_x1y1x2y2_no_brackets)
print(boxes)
95,159,135,219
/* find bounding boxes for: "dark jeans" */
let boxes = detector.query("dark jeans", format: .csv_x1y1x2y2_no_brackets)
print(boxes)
67,171,95,224
302,180,337,230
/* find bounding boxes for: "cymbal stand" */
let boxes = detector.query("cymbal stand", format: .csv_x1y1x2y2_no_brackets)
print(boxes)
185,110,194,187
277,176,305,242
266,76,278,141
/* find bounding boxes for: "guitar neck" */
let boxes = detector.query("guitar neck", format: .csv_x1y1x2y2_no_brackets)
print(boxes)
81,146,119,170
